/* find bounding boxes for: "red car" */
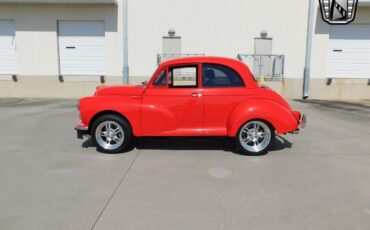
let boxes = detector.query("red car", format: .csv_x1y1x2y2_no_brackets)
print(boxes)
75,56,306,155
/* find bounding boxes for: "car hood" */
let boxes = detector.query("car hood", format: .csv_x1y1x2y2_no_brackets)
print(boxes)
94,85,145,96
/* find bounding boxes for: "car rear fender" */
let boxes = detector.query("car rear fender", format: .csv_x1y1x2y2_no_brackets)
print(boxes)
227,99,298,136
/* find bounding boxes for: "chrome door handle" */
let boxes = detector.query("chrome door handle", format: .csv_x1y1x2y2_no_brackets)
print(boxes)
191,93,202,97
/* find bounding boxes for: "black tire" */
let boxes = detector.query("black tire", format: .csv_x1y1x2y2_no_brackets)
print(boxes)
235,120,275,156
91,114,132,154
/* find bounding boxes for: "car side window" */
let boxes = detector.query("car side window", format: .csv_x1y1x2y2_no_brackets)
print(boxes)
202,64,245,88
153,70,167,86
169,66,198,88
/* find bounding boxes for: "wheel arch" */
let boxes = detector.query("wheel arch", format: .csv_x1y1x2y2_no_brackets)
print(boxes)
88,110,132,134
227,99,298,136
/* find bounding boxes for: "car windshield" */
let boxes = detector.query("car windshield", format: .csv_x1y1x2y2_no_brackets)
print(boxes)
140,69,158,87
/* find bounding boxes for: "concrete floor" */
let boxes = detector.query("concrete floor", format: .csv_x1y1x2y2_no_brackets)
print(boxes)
0,98,369,230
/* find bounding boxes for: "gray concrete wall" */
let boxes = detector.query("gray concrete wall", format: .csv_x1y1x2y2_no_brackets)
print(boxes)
265,79,370,101
1,76,369,100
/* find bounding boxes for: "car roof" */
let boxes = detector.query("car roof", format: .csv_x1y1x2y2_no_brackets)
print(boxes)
159,56,245,66
155,56,258,89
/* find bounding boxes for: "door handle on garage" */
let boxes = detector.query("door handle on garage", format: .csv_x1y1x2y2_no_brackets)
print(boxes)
191,93,202,98
66,46,76,49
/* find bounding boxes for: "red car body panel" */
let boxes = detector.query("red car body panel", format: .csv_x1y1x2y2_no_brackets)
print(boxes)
227,98,299,136
79,95,143,136
77,56,302,137
141,87,204,136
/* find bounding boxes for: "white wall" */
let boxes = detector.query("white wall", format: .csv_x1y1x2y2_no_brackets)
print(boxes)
1,1,368,81
128,0,309,79
0,1,369,100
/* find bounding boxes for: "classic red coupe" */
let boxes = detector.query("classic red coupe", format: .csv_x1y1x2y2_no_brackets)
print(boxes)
75,56,305,155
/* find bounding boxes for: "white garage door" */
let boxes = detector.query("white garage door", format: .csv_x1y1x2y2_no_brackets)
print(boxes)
327,25,370,78
0,20,17,75
58,21,106,76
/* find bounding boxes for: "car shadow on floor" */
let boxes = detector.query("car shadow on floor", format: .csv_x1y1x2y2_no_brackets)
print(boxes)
82,135,292,155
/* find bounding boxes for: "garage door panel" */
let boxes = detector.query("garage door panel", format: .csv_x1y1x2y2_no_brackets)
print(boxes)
58,21,106,76
59,44,106,51
0,49,17,57
0,66,17,73
59,38,105,46
61,69,106,74
328,53,370,60
327,25,370,78
61,67,106,75
0,38,15,43
59,42,106,47
329,44,370,50
329,44,370,51
0,20,17,75
0,59,17,66
328,61,370,67
328,63,370,69
327,71,370,78
60,59,106,65
59,49,106,57
62,60,105,66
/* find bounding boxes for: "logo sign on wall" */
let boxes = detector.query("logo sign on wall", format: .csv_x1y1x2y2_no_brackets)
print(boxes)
319,0,359,24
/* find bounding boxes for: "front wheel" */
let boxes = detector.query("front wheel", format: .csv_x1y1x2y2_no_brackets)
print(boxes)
91,114,132,153
236,120,275,155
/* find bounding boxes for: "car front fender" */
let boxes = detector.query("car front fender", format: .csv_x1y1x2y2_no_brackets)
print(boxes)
227,99,298,136
79,95,142,136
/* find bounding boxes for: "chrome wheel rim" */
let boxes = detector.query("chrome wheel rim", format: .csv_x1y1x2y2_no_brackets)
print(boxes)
95,121,124,150
239,121,271,153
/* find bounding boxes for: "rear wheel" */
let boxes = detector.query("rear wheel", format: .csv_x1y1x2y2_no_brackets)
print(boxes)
91,114,132,153
236,120,275,155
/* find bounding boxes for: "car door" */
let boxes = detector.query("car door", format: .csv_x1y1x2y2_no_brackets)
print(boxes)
201,63,247,136
141,64,204,136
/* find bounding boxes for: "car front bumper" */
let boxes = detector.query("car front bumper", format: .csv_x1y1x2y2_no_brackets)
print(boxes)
75,122,88,139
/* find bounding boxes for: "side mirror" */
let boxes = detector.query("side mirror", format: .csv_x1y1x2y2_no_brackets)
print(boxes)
141,80,148,86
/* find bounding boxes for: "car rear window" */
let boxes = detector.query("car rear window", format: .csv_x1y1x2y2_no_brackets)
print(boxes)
202,64,244,88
